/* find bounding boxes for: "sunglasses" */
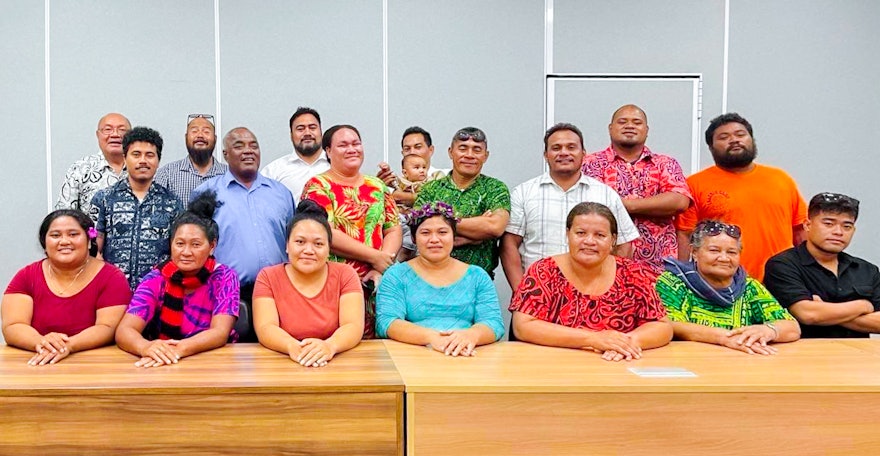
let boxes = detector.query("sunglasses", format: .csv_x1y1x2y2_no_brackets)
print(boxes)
187,113,214,125
816,192,859,207
697,220,742,239
454,128,486,143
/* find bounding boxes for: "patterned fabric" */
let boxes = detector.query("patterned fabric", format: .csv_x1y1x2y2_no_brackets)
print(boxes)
506,172,639,269
55,153,125,215
192,172,295,285
415,174,511,277
155,257,217,340
154,156,227,207
509,256,666,332
261,153,330,203
90,180,183,290
582,146,691,270
302,174,399,278
376,263,505,340
657,271,794,329
127,264,240,341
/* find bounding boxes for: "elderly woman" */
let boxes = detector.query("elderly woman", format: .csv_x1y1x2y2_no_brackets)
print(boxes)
377,202,504,356
2,209,131,365
115,192,240,367
510,202,672,361
253,199,365,368
302,124,402,338
657,220,800,354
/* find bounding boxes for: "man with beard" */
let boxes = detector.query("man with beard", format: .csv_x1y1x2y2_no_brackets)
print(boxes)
675,113,807,281
261,106,329,202
582,105,691,271
56,113,131,215
90,127,183,289
155,114,227,206
765,193,880,338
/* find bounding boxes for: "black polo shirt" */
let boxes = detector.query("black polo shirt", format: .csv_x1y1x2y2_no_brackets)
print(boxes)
764,242,880,338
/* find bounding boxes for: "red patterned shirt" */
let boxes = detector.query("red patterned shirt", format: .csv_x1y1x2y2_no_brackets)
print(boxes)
582,146,691,270
509,256,666,332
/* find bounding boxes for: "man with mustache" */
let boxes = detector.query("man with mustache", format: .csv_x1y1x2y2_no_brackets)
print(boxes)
765,193,880,338
154,114,227,206
676,113,807,282
261,107,329,203
56,112,131,216
501,123,639,292
90,127,183,290
582,105,692,272
193,127,295,342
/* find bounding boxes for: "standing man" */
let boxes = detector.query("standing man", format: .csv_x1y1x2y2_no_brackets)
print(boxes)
90,127,183,290
765,193,880,338
502,123,639,291
193,127,295,341
415,127,510,279
582,105,691,271
676,113,807,281
393,126,445,208
56,112,131,215
261,106,330,202
154,114,227,207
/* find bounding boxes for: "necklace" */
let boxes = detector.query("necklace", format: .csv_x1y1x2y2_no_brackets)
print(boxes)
48,258,90,296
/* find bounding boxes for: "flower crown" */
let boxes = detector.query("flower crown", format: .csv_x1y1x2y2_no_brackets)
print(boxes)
406,201,459,228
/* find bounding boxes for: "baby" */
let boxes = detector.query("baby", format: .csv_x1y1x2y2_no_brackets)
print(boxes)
395,154,444,261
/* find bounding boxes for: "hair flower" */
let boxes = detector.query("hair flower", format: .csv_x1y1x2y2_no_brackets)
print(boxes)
87,227,98,239
406,201,459,228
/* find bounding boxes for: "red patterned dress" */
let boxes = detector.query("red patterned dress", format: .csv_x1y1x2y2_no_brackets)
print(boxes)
509,256,665,332
302,173,399,338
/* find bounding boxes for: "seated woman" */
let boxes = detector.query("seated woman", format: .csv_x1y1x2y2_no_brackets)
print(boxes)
115,192,240,367
253,199,364,368
2,209,131,365
376,202,504,357
657,220,800,354
510,202,672,361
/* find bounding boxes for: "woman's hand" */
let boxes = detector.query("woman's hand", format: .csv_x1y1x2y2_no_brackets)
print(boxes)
363,269,383,290
719,325,778,355
29,333,72,366
136,339,181,367
428,330,478,357
295,338,336,367
370,250,395,273
586,330,642,361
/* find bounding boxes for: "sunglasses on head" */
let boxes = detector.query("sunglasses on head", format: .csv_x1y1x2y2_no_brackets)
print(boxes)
816,192,859,207
698,220,742,239
454,128,486,143
187,113,214,125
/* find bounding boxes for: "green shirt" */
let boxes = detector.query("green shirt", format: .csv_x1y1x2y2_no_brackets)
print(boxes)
415,174,510,277
656,271,794,329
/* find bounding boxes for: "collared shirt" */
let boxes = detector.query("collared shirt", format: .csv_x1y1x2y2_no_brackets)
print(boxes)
56,153,125,215
261,152,331,203
416,174,511,278
506,172,640,269
192,172,295,285
154,156,227,207
90,179,183,290
582,145,691,269
764,242,880,338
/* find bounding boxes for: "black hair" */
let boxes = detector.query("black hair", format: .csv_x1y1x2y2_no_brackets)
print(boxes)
565,202,618,237
122,126,164,160
39,209,99,257
289,107,322,131
401,126,433,148
401,154,427,168
287,199,333,242
705,113,753,147
322,124,361,151
543,122,585,152
808,193,860,221
169,191,222,244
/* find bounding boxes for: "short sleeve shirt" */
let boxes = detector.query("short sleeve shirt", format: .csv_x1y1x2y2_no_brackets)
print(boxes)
55,153,125,215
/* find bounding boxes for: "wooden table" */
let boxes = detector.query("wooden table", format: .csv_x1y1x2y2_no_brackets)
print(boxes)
0,341,403,455
384,339,880,456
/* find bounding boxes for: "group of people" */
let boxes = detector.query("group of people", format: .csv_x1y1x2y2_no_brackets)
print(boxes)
3,104,877,367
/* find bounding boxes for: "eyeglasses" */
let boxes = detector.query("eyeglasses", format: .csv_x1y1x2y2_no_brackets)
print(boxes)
188,114,215,125
816,192,859,207
454,128,486,143
696,220,742,239
99,125,129,136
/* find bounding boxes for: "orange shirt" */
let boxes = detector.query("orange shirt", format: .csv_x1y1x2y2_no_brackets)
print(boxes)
254,262,362,340
676,164,807,282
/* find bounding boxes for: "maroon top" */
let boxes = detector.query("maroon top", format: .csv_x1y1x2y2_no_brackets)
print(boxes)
5,260,132,336
509,256,665,332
